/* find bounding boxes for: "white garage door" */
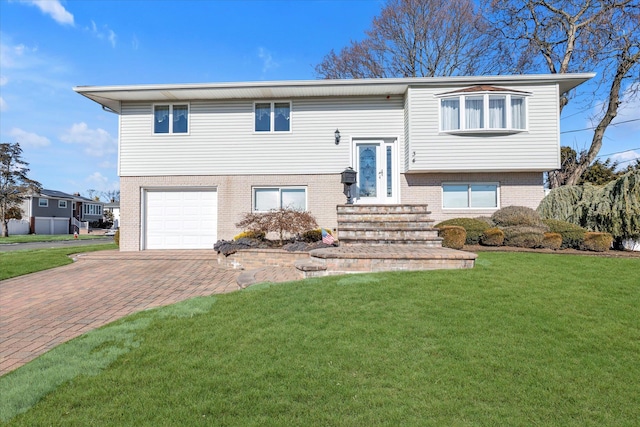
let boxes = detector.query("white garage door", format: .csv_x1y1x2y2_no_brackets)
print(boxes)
145,190,217,249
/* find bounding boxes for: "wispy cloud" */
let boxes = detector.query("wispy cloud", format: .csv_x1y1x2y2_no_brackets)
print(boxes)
88,20,117,48
258,47,278,74
60,122,117,157
131,34,139,50
9,127,51,148
0,97,7,112
84,172,119,192
18,0,74,26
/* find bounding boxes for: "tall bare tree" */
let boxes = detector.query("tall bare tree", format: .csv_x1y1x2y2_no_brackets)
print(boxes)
1,142,42,237
488,0,640,187
315,0,502,79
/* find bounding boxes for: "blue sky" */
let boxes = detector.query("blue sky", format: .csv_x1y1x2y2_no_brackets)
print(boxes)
1,0,638,199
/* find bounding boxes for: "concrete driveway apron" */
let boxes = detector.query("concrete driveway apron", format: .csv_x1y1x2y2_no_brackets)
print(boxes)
0,250,240,376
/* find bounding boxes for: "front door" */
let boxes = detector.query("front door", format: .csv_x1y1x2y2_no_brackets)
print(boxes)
354,140,397,204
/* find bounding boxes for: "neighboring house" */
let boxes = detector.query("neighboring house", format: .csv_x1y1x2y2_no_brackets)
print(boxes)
104,201,120,228
70,193,105,224
75,73,593,251
20,189,105,234
21,189,74,235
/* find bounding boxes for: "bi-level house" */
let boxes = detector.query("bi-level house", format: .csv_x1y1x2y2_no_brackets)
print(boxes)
75,74,593,251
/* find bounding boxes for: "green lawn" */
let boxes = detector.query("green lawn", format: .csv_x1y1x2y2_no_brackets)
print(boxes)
0,234,109,244
2,252,639,425
0,244,118,280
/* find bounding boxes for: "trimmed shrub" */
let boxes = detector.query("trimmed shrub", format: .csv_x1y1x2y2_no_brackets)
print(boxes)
474,216,494,227
541,232,563,250
542,219,586,249
233,230,266,241
492,206,547,228
581,232,613,252
502,226,545,248
236,209,318,245
480,227,504,246
434,218,491,245
114,229,120,247
437,226,466,250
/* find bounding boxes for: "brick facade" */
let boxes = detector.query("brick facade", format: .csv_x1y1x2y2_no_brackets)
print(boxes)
120,171,544,251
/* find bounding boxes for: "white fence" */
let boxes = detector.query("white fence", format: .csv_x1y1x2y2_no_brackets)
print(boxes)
6,219,30,235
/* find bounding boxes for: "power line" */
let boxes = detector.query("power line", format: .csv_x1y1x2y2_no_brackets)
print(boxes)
560,118,640,134
596,147,640,158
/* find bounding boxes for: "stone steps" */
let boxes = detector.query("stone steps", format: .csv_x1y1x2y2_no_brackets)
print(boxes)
337,204,441,246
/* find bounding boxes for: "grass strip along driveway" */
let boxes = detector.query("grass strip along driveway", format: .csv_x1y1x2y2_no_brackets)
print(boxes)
0,244,118,281
2,252,639,425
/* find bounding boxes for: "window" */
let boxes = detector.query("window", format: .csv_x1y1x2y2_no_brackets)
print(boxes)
38,198,48,207
83,203,103,216
253,187,306,211
442,183,498,209
58,200,67,208
254,102,291,132
440,93,527,132
154,104,189,134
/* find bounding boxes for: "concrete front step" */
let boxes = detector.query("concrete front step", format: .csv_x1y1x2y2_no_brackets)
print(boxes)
299,245,477,277
338,214,435,224
337,204,431,215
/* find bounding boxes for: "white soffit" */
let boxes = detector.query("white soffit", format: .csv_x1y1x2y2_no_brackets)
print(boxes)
74,73,595,114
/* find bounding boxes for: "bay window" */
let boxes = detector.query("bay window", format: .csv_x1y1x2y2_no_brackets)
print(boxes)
440,92,528,132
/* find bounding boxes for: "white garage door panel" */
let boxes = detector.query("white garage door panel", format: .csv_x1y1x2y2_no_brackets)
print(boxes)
146,190,217,249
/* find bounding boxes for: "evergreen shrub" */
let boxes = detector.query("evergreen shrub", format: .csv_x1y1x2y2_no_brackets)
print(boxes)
233,230,266,241
581,232,613,252
492,206,547,228
434,218,490,245
437,226,466,250
480,228,504,246
541,232,563,250
542,219,586,249
502,226,545,248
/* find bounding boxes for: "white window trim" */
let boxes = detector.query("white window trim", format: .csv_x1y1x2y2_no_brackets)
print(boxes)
437,92,529,134
253,101,292,133
252,186,307,212
58,200,68,208
441,182,500,210
83,203,103,216
152,103,190,135
38,198,48,208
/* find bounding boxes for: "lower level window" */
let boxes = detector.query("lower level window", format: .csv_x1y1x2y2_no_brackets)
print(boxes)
442,183,498,208
254,187,306,211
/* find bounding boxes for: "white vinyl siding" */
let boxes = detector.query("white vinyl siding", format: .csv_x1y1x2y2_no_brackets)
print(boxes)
407,83,557,172
119,96,405,176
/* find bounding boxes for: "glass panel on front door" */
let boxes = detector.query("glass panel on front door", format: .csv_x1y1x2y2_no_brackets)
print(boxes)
359,145,377,197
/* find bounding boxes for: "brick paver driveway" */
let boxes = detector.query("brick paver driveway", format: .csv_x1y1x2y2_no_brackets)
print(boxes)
0,250,241,376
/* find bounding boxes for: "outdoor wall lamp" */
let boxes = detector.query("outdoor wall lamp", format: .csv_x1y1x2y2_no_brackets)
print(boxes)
335,129,341,145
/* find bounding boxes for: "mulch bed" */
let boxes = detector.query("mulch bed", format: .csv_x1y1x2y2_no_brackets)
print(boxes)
464,244,640,259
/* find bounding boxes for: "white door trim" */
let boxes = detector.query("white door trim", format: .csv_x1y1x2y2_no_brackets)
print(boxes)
351,138,399,204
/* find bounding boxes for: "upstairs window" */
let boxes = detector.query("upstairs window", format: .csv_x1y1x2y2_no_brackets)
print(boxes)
154,104,189,134
254,102,291,132
58,200,67,208
439,89,528,132
38,198,48,207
